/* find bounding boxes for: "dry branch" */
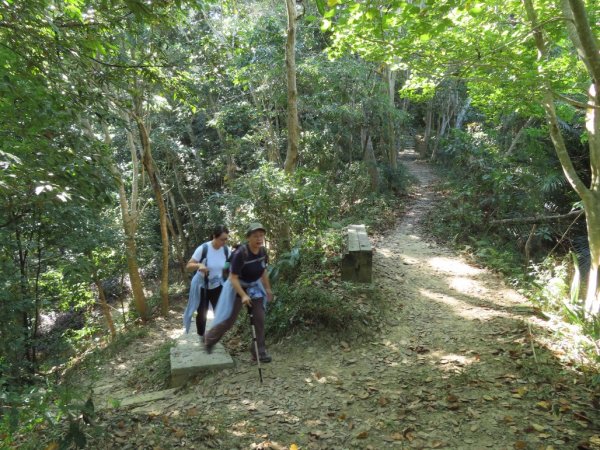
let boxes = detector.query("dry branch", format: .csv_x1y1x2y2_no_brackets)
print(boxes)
489,210,584,225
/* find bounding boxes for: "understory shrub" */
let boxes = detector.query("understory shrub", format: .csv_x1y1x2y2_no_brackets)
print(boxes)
0,383,96,450
265,282,380,339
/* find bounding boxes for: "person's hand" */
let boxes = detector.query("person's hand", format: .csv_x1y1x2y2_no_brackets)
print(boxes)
241,294,251,306
198,263,208,275
265,289,273,302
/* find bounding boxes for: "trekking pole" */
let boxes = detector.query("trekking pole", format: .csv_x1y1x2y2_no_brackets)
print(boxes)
201,272,209,336
246,302,263,383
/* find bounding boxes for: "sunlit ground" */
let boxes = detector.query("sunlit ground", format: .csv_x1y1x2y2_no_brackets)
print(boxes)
168,308,215,340
428,256,484,276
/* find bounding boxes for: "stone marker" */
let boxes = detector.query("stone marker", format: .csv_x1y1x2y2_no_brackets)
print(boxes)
341,224,373,283
170,322,234,387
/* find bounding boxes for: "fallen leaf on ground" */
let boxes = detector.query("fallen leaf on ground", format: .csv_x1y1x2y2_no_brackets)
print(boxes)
356,431,369,439
186,407,199,417
446,394,459,403
172,428,186,438
390,432,404,441
531,423,545,432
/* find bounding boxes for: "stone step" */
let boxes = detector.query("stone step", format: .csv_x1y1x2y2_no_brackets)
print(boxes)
170,322,234,387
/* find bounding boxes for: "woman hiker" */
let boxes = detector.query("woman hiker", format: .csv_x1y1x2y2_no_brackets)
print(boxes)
204,222,273,363
183,225,231,338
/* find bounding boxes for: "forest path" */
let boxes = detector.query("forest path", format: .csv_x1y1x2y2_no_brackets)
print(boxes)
89,151,599,449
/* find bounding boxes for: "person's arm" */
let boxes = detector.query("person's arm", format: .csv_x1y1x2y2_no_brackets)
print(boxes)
261,270,273,302
185,258,208,274
229,273,251,305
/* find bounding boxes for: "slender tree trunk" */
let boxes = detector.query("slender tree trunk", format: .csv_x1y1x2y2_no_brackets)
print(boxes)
83,118,148,320
114,168,148,320
167,190,187,279
432,112,450,161
166,149,194,250
15,225,33,373
186,120,205,182
133,113,170,316
422,99,434,158
506,117,533,156
524,0,600,315
284,0,300,173
361,127,379,191
31,235,42,367
455,97,471,129
92,269,117,340
385,65,398,170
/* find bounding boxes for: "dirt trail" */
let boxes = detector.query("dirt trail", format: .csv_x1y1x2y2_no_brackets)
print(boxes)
90,151,599,449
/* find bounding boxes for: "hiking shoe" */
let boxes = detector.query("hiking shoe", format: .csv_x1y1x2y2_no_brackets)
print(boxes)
251,352,272,363
204,339,214,355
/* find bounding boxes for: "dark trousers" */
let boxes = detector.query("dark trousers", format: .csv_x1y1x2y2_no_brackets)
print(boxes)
196,285,222,337
204,296,266,356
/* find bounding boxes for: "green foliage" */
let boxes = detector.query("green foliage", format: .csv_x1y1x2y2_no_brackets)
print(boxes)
266,283,379,338
0,383,96,449
469,238,524,279
223,164,334,248
428,125,577,255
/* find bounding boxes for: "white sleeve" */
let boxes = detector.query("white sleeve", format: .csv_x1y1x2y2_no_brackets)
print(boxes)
191,244,205,262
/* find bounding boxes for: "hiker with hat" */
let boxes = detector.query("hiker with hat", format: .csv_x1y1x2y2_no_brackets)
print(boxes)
204,222,274,363
183,225,231,337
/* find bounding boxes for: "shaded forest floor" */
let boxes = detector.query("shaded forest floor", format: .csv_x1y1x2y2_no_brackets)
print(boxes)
82,151,600,449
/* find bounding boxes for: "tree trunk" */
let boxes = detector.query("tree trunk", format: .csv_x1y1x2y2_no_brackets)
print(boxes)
166,148,194,250
506,117,534,156
114,170,148,320
361,127,379,191
455,97,471,129
283,0,300,173
133,113,170,317
385,64,398,170
167,190,187,279
422,99,434,158
83,118,148,320
524,0,600,316
432,112,450,162
14,224,33,376
92,269,117,340
31,236,43,367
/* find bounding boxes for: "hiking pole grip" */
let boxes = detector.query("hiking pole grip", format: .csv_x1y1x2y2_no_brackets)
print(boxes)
246,303,263,383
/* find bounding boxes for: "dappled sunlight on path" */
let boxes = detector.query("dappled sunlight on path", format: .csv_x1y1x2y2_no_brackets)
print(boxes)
86,149,599,450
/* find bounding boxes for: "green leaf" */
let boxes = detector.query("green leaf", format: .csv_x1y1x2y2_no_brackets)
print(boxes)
314,0,326,15
324,7,336,18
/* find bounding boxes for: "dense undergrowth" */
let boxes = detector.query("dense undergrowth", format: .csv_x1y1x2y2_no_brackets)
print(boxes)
426,125,600,378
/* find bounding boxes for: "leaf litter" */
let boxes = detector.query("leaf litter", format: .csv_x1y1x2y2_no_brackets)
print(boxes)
79,153,599,449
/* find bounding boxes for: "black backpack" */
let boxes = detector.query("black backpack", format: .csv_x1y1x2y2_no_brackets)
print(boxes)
231,243,268,271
